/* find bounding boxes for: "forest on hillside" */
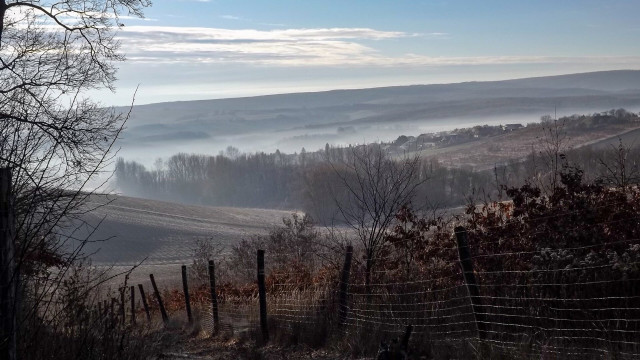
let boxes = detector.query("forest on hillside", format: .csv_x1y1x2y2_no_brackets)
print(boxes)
134,109,640,359
115,110,640,223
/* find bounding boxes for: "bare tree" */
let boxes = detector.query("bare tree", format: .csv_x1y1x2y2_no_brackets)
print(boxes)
0,1,150,358
599,138,640,188
1,0,151,252
523,117,570,195
330,144,425,295
538,118,568,194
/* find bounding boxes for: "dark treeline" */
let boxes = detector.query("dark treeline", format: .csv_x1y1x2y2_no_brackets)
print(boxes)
115,148,486,221
115,110,640,223
116,150,300,208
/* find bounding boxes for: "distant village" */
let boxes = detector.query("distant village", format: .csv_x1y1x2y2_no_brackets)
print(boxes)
381,108,640,155
384,123,524,154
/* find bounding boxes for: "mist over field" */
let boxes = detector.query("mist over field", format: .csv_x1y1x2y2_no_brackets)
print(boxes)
115,70,640,167
6,0,640,358
118,114,539,165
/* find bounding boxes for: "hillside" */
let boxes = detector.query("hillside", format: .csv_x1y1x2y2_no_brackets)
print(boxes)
71,195,291,284
77,195,292,265
391,112,640,170
117,70,640,164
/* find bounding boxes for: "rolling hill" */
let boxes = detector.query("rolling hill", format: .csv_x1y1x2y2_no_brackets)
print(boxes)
76,195,291,266
69,195,292,285
116,70,640,164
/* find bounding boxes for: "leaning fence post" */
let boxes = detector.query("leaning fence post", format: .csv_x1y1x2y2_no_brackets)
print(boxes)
149,274,169,324
130,286,136,325
338,245,353,325
454,226,486,340
0,168,16,360
208,260,220,334
257,249,269,343
182,265,193,324
138,284,152,322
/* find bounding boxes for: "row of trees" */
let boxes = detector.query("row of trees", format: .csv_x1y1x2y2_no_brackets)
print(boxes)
115,146,487,221
183,134,640,357
118,122,640,304
115,123,640,226
6,0,635,356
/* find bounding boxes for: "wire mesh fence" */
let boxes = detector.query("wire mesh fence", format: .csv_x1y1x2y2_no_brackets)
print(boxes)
118,221,640,359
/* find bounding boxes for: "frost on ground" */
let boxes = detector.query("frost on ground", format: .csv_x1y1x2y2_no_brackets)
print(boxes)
155,331,351,360
69,194,292,285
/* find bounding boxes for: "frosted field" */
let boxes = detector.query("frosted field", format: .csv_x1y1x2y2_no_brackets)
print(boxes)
73,195,292,286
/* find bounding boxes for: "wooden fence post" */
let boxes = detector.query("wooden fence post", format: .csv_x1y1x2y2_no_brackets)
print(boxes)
401,325,413,351
138,284,152,322
208,260,220,334
149,274,169,324
120,288,126,326
102,299,108,328
338,245,353,325
110,297,116,324
130,286,136,325
454,227,486,340
181,265,193,324
257,249,269,343
0,168,16,360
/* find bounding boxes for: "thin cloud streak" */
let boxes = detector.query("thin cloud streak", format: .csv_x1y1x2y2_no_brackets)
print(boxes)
119,26,409,40
111,25,640,69
220,15,242,20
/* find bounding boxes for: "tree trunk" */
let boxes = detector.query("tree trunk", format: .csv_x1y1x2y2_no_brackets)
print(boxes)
0,168,16,360
0,2,6,45
365,253,373,302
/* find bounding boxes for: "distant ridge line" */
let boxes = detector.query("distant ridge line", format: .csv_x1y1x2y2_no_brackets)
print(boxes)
126,69,640,108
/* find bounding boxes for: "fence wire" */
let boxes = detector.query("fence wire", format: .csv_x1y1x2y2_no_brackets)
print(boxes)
139,220,640,360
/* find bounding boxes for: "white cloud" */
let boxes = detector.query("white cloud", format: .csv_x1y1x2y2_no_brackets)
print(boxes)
220,15,241,20
117,15,158,22
116,26,413,66
259,22,287,27
119,26,407,41
115,25,640,68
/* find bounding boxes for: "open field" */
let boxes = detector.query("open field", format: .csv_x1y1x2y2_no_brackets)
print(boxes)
412,122,640,170
73,195,292,285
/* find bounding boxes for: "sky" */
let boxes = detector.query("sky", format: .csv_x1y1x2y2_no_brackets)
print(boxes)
100,0,640,106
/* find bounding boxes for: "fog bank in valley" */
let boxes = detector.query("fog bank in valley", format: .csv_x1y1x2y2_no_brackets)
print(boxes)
114,70,640,167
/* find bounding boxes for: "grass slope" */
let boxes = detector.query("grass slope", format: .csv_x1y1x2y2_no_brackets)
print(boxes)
412,122,640,170
72,195,292,285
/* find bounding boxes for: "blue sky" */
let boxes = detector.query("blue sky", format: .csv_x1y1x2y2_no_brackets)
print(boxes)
102,0,640,105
